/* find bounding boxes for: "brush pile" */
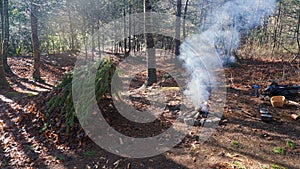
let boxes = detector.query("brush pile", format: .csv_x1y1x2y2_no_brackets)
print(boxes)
45,57,115,136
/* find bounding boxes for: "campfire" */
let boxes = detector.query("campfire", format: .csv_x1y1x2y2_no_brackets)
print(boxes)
166,100,215,127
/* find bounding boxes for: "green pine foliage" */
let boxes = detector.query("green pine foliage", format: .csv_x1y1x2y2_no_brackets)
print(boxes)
46,57,114,133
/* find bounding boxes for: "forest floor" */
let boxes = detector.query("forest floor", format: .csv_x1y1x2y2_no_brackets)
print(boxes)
0,53,299,169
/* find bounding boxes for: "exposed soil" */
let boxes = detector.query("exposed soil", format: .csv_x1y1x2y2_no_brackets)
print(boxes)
0,53,299,169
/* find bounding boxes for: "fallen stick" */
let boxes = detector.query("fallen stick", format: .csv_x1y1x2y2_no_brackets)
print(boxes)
286,100,300,107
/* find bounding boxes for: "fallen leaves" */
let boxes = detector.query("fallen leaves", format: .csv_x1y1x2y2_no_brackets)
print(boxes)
0,54,76,168
0,120,6,131
0,54,298,168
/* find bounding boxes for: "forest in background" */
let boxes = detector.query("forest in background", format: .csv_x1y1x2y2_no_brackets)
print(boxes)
0,0,298,86
0,0,299,59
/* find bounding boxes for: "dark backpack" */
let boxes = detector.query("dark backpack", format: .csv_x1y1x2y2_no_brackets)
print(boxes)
262,82,300,98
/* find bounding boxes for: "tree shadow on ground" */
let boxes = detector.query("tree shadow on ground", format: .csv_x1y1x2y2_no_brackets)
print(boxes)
0,87,190,168
205,135,298,169
0,101,50,168
63,141,190,169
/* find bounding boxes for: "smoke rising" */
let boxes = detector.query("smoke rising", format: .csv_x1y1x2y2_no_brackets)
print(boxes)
179,0,276,109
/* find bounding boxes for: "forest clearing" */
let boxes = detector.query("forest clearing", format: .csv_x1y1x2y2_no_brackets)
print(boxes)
0,52,299,169
0,0,300,169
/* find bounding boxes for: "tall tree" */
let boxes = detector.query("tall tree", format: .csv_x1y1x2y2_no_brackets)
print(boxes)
183,0,189,38
2,0,12,74
0,0,9,88
67,0,76,52
0,38,8,87
272,0,282,53
297,13,300,58
144,0,157,86
123,0,132,57
175,0,182,57
30,2,42,82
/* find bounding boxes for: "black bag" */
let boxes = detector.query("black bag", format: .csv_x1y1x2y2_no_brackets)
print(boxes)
262,82,300,98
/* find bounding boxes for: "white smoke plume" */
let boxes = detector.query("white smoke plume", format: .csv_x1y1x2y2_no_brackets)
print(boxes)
179,0,276,109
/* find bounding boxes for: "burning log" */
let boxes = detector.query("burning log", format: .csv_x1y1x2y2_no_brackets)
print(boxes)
195,101,210,118
176,101,212,126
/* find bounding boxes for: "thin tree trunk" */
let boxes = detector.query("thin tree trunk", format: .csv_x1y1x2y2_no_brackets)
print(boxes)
30,2,42,82
128,5,132,55
82,14,88,61
0,38,9,87
123,3,127,56
97,20,101,57
145,0,157,86
2,0,12,74
97,0,101,56
113,3,117,53
175,0,182,57
125,4,131,57
68,1,75,51
91,25,95,60
296,13,300,58
102,24,105,54
272,1,281,53
0,0,3,36
183,0,189,38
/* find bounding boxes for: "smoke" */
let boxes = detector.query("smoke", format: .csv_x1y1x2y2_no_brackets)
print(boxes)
179,0,276,109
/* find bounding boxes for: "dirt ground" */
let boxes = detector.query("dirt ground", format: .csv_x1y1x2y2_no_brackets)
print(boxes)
0,53,299,169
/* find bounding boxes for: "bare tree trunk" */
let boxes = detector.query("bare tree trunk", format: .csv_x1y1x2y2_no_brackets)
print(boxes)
30,2,42,82
0,39,8,87
102,23,104,54
91,26,95,60
124,3,131,57
82,16,88,61
67,0,75,51
175,0,182,57
97,0,101,57
183,0,189,38
113,3,117,53
272,1,282,53
0,0,2,36
123,1,127,56
2,0,12,74
145,0,157,86
97,20,101,57
296,13,300,58
128,5,132,54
